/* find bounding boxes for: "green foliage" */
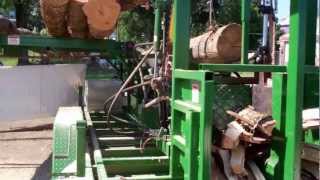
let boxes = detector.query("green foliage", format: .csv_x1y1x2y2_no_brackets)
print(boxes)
0,0,43,30
0,0,14,15
117,7,155,43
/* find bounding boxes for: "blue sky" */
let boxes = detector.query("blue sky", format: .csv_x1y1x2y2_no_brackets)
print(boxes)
277,0,290,19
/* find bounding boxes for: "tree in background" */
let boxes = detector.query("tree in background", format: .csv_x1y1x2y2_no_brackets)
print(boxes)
117,0,263,50
117,7,155,43
0,0,43,30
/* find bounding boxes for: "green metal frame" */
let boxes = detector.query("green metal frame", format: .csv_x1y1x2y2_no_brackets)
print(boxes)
170,70,214,180
171,0,319,180
52,107,86,179
49,0,319,179
0,35,126,59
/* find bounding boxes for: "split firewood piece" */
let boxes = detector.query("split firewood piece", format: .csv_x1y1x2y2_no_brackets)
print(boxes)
67,0,89,38
258,119,276,136
221,121,247,149
40,0,70,37
227,106,276,137
226,110,255,127
230,145,247,176
83,0,121,39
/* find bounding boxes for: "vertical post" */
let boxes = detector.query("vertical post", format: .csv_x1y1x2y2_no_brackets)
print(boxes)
305,0,318,65
265,73,287,179
198,76,214,180
172,0,191,69
153,1,162,76
241,0,250,64
284,0,311,179
153,2,162,50
77,120,86,177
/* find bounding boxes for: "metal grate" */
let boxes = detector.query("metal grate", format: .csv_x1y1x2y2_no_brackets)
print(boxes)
213,84,252,130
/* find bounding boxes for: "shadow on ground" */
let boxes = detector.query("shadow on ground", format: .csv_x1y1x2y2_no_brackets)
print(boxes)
31,154,52,180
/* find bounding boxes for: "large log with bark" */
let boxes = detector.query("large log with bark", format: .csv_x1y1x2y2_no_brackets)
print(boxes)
40,0,147,39
190,23,242,64
40,0,69,37
67,0,89,38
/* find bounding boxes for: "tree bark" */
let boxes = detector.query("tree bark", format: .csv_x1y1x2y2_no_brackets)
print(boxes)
190,23,242,64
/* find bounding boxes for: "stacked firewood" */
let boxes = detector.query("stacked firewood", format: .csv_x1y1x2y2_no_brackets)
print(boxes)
40,0,148,39
215,106,276,178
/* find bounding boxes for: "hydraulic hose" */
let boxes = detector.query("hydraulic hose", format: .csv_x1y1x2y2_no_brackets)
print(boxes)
106,46,154,128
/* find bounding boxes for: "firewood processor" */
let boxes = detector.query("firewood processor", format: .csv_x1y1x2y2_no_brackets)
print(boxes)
0,0,318,179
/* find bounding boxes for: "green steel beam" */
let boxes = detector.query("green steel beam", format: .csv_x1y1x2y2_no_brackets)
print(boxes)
283,0,313,179
241,0,251,64
0,35,124,57
265,73,287,180
172,0,191,69
153,0,163,51
107,174,173,180
103,156,169,175
173,69,213,82
102,147,164,157
199,64,287,72
305,0,318,65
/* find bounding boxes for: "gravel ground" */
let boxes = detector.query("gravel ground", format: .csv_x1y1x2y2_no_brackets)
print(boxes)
0,118,53,180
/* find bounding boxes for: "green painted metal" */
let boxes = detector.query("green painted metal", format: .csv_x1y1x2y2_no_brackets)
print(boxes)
52,107,86,178
153,0,163,51
85,108,171,179
305,0,318,65
172,0,191,69
170,70,214,180
0,35,125,58
241,0,250,64
199,64,287,72
265,73,287,180
283,0,315,179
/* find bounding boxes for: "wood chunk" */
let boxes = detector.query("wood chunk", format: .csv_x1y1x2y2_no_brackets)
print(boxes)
221,121,245,149
258,120,276,136
227,106,276,137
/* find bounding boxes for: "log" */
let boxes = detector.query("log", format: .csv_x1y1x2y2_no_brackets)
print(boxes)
83,0,121,39
0,16,18,34
67,0,89,38
190,23,242,64
40,0,69,37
